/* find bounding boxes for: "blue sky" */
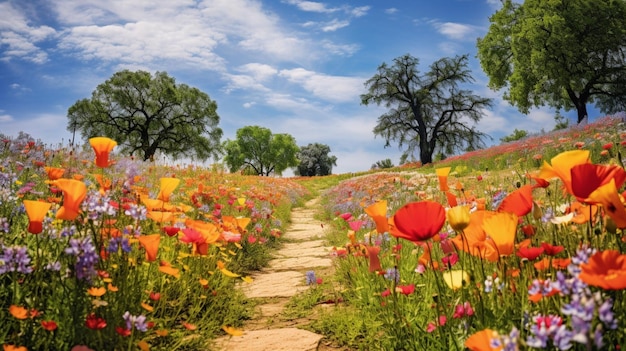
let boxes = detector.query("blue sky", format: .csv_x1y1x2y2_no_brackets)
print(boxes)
0,0,592,174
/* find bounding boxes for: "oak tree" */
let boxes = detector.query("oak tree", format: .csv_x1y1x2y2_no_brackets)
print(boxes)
295,143,337,176
477,0,626,123
362,54,492,165
67,70,222,161
222,126,299,176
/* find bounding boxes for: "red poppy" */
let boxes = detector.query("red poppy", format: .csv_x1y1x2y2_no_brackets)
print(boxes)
497,184,534,216
163,226,180,237
392,201,445,242
396,284,415,295
85,314,107,330
516,246,544,261
540,242,564,256
41,320,58,331
116,326,131,337
538,149,590,195
521,224,536,237
571,163,626,203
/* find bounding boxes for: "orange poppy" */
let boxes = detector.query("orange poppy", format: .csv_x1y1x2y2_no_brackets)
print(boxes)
93,174,112,195
51,179,87,220
571,163,626,203
465,328,502,351
157,177,180,203
579,250,626,290
9,305,28,320
138,234,161,262
568,201,598,224
158,261,180,278
445,191,458,207
147,210,173,223
497,185,533,217
364,200,389,234
366,245,381,272
538,149,590,195
89,137,117,167
435,167,452,191
482,212,518,261
586,179,626,229
44,166,65,180
392,201,445,242
450,210,489,255
23,200,52,234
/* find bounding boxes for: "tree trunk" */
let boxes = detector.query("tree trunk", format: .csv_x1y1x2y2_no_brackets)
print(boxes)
419,142,433,165
576,104,588,124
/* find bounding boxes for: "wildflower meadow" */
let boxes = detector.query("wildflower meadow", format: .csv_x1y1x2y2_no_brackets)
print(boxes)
0,134,308,350
3,115,626,351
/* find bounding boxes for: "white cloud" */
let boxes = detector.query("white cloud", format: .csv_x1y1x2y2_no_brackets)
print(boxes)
278,68,364,102
0,113,72,145
434,22,478,41
49,0,323,70
283,0,339,13
0,113,14,123
237,63,278,81
320,40,359,56
321,19,350,32
349,6,370,17
0,2,56,63
385,8,398,15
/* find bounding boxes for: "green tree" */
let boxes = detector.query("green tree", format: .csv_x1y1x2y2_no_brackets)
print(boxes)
361,54,492,165
371,159,394,170
295,143,337,176
553,112,570,131
67,70,222,161
500,128,528,143
477,0,626,124
222,126,299,176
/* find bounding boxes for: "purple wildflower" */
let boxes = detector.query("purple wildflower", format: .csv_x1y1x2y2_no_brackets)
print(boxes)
0,245,33,274
64,236,99,281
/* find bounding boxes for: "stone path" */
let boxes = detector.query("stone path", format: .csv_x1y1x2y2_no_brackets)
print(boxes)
214,197,335,351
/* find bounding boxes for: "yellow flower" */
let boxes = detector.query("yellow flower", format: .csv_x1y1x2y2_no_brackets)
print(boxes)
442,270,469,290
157,178,180,203
447,205,470,231
222,325,244,336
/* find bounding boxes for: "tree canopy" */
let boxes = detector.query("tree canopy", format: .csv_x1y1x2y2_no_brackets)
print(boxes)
295,143,337,176
222,126,299,176
67,70,222,161
477,0,626,124
361,54,492,165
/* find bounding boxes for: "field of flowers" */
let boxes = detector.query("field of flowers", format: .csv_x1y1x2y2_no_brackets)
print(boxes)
4,115,626,351
0,134,309,350
313,116,626,350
